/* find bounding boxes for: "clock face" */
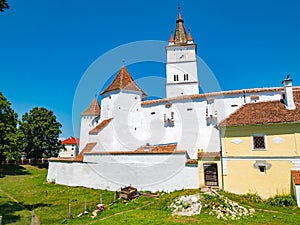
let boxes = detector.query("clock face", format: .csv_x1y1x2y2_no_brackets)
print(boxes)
176,53,186,61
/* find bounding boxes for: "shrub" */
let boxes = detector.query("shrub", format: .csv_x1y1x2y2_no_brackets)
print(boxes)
266,194,296,207
241,193,263,204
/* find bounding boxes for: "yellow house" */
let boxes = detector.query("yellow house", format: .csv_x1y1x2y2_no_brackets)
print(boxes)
199,78,300,203
216,79,300,199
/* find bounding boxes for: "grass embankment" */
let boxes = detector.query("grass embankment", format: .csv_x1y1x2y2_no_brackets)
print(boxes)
0,165,300,224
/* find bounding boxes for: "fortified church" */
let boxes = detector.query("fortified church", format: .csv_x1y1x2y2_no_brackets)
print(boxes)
48,6,300,200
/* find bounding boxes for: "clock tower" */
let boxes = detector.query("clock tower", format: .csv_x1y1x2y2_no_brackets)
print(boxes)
166,5,199,98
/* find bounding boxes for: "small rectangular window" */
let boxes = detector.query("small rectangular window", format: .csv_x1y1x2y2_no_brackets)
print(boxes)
184,74,189,81
187,108,193,111
231,104,238,107
258,166,266,173
174,74,179,81
252,135,266,150
150,112,156,115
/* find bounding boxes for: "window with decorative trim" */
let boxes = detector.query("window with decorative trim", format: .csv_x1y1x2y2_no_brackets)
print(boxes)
252,135,266,150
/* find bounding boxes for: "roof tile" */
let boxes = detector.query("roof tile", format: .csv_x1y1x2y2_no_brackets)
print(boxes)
141,87,300,106
74,142,97,161
81,98,101,116
89,118,113,134
135,143,177,153
101,66,146,97
219,90,300,126
292,170,300,185
62,137,79,145
198,151,221,159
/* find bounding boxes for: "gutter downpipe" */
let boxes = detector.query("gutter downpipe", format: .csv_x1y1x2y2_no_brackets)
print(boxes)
219,127,225,191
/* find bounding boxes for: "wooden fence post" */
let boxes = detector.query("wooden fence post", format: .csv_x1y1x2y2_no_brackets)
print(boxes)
30,210,35,225
68,200,71,219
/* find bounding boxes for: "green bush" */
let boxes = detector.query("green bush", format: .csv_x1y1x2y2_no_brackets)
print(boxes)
266,194,296,207
241,193,263,203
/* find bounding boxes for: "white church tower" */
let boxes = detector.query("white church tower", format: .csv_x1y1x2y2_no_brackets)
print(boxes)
79,98,101,151
99,66,147,150
166,5,199,98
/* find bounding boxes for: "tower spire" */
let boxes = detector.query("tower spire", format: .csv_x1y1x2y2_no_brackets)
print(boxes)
174,3,187,45
187,28,194,44
177,3,182,20
169,30,175,45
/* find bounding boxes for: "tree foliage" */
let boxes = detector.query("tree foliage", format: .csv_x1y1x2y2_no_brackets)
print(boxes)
0,92,23,164
20,107,62,160
0,0,9,12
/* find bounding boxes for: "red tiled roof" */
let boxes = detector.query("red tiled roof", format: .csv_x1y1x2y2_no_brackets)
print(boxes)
135,143,177,153
84,150,186,155
81,98,101,116
141,87,300,106
62,137,79,145
292,170,300,185
187,29,193,41
74,142,97,161
219,90,300,126
169,32,174,42
101,66,147,97
89,118,113,134
186,159,198,164
198,151,221,159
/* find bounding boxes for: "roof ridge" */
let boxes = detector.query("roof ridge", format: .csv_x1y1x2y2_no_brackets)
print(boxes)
101,66,147,97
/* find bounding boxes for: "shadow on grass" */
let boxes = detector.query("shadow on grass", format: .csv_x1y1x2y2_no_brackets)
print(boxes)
0,165,31,178
0,200,51,224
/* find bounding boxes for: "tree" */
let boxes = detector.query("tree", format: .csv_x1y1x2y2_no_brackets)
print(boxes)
0,92,23,164
20,107,62,161
0,0,9,12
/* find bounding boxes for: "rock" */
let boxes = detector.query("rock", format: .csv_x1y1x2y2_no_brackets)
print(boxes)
249,208,255,214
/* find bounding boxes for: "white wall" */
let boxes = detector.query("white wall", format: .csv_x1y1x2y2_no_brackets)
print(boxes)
295,185,300,207
59,144,78,157
47,153,198,192
79,115,99,151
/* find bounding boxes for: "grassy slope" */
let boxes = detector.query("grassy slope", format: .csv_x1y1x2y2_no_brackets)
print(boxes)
0,165,299,225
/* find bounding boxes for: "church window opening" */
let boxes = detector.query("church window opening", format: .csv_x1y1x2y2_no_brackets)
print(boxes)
252,135,266,150
259,166,266,173
174,74,179,81
184,74,189,81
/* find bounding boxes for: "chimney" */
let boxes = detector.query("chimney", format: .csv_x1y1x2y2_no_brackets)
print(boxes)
282,75,296,110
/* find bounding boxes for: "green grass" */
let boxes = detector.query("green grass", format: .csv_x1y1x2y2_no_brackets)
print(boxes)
0,165,300,224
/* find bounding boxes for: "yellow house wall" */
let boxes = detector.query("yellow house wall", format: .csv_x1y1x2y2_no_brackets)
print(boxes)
198,159,223,189
224,160,294,198
222,124,300,157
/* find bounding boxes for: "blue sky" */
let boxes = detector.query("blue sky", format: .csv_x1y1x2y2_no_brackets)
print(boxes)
1,0,300,138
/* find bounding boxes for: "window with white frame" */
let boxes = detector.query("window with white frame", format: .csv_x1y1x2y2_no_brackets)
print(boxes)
252,135,266,150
